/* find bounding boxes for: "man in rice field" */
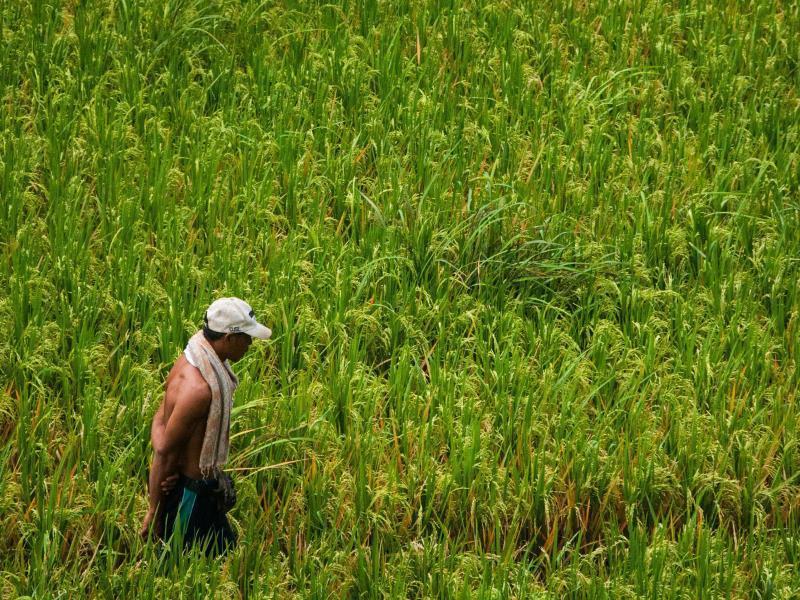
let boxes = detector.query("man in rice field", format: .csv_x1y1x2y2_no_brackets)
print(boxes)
139,297,272,556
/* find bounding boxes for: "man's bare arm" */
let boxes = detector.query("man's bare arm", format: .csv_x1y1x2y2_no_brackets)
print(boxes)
141,386,210,539
150,402,165,448
151,408,180,494
142,446,180,539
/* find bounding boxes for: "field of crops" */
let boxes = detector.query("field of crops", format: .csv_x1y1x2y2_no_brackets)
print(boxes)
2,0,799,597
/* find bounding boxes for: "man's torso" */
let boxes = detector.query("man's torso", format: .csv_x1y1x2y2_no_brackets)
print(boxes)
161,354,210,479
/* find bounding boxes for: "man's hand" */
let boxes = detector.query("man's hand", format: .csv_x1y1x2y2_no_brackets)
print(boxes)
161,473,179,494
139,509,157,540
139,473,178,542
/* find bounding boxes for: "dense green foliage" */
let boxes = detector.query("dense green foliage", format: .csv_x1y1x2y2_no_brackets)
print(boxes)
2,0,799,597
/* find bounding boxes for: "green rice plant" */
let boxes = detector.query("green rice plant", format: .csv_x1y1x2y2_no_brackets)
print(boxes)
2,0,800,596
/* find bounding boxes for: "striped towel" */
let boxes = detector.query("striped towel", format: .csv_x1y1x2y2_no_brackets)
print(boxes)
184,330,239,477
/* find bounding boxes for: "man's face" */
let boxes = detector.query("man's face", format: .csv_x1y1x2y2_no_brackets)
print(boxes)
226,332,253,362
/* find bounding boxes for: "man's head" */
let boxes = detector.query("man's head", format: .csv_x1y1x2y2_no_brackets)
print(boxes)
202,297,271,362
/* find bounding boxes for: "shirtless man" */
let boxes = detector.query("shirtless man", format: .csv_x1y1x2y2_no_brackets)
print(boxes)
140,297,271,556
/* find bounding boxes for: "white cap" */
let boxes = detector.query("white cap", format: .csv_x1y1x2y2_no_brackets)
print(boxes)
205,297,272,339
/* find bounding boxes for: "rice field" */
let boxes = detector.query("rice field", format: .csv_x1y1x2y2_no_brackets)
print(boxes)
1,0,799,597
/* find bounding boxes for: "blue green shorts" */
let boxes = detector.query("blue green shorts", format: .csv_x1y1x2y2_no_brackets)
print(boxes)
158,473,237,557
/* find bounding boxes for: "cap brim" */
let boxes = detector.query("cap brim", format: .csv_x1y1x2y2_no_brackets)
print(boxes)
244,322,272,340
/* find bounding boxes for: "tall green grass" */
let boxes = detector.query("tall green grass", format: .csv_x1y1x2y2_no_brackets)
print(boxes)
2,0,799,597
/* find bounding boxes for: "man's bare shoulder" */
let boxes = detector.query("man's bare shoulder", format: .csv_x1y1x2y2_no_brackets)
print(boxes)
166,355,212,412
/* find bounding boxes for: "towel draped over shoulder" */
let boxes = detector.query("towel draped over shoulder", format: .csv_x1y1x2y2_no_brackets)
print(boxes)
184,330,239,477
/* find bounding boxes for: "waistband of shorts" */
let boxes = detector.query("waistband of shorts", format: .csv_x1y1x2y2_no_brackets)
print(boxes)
178,473,219,495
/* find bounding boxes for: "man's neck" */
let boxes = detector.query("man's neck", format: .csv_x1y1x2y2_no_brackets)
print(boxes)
207,339,229,362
